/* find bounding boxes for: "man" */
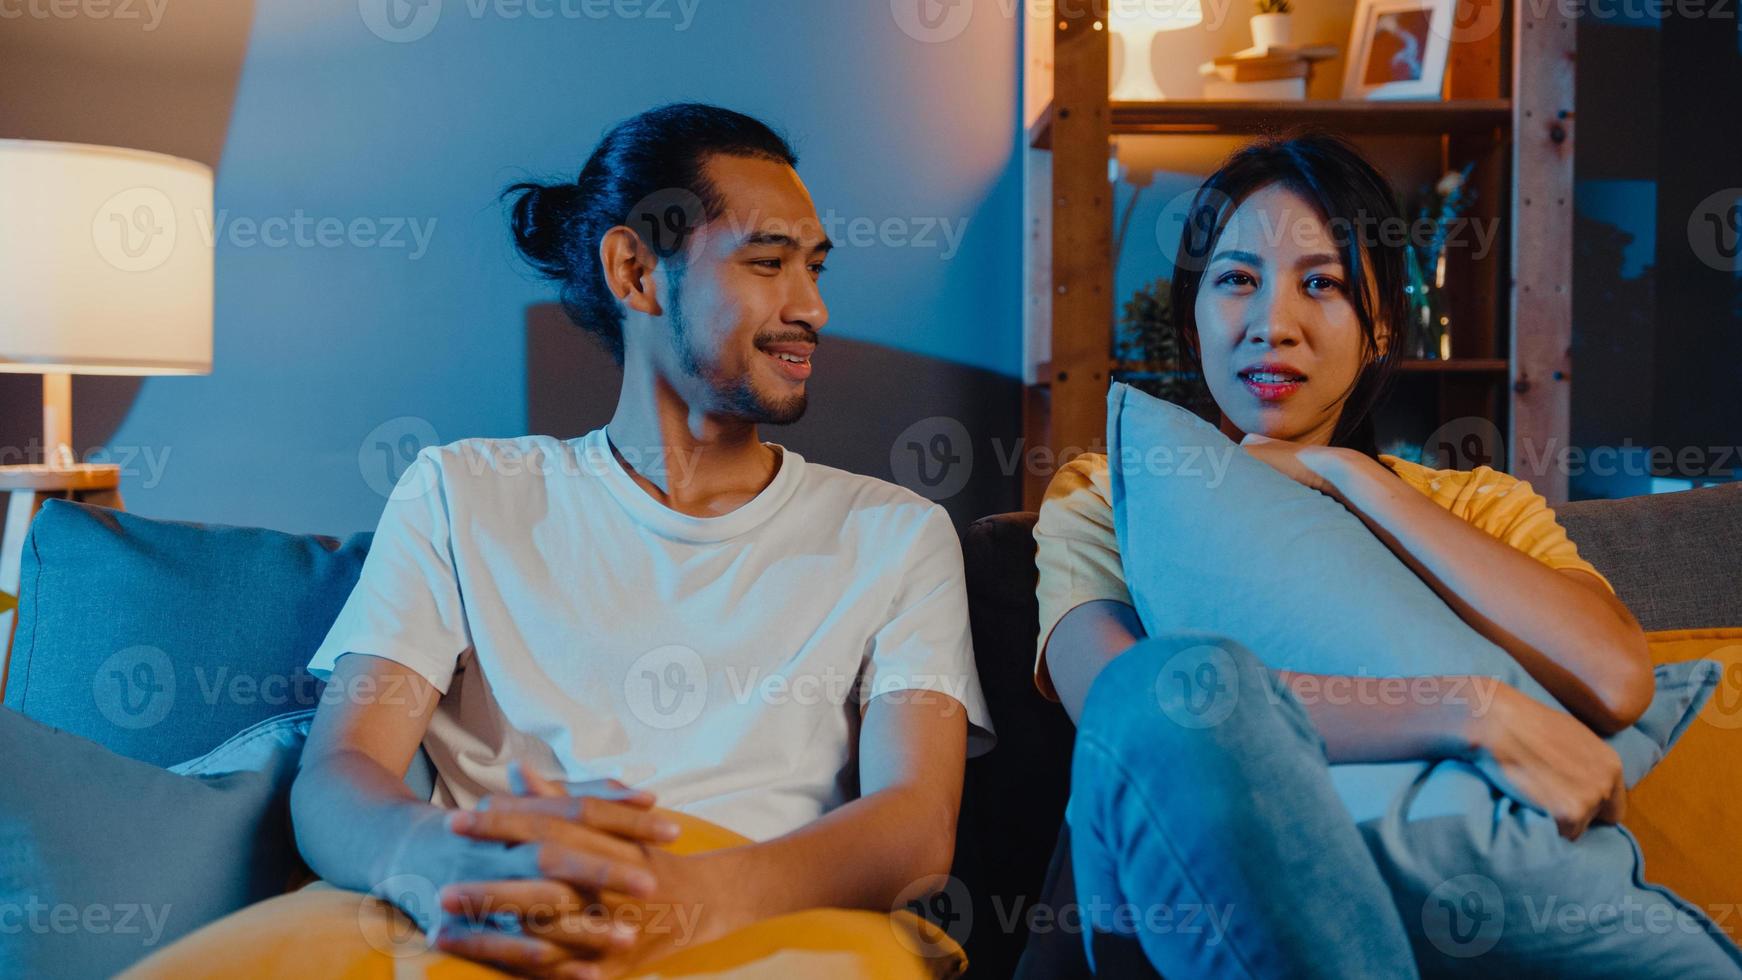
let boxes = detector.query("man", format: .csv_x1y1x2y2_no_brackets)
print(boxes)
291,103,992,978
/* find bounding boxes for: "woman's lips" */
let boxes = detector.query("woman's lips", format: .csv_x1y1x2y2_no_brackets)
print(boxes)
1239,371,1305,402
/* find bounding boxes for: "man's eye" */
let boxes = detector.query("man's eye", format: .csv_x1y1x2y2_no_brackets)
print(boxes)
751,258,781,270
809,263,828,276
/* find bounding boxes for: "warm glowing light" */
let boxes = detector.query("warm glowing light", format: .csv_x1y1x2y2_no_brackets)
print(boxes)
1110,0,1206,101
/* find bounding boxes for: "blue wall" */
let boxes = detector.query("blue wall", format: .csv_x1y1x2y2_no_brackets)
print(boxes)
55,0,1023,534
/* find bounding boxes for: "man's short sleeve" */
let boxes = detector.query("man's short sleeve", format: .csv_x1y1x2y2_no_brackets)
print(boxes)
860,505,995,756
307,447,473,694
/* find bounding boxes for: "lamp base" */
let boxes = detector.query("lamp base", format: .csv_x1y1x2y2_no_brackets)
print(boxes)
1112,26,1169,102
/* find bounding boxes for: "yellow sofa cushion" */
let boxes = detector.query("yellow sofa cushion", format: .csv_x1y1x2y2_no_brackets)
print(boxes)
118,809,966,979
1627,628,1742,941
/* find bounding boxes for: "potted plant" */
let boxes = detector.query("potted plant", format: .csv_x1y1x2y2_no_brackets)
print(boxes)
1250,0,1293,50
1400,161,1477,360
1114,277,1218,420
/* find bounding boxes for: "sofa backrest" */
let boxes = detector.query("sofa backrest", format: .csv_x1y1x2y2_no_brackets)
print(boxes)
1558,482,1742,630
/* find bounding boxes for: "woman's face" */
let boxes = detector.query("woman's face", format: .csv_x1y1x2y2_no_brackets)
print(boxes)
1193,183,1382,446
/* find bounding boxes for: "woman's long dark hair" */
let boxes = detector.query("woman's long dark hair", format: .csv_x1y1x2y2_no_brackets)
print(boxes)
1168,130,1408,456
504,103,798,364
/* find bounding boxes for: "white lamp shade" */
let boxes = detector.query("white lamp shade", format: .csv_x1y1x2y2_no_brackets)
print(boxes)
0,140,213,375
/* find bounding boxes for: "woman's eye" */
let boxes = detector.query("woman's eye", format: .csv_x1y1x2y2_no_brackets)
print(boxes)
1218,271,1255,287
1307,274,1345,293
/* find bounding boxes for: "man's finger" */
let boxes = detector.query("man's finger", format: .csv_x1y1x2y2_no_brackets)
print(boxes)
512,760,569,799
459,798,679,847
565,778,657,809
432,921,583,977
438,880,635,955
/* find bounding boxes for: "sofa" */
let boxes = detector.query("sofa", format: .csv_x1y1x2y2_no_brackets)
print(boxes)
3,482,1740,977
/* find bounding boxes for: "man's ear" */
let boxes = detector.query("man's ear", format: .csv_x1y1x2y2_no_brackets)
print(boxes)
599,226,663,317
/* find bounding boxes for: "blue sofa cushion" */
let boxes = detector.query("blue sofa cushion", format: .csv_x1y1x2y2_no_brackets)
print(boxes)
3,498,372,768
0,706,309,978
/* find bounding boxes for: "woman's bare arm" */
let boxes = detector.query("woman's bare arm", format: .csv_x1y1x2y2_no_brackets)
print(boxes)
1309,449,1654,734
1047,599,1484,763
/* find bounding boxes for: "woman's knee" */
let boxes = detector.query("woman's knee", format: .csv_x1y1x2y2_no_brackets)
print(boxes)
1077,633,1291,764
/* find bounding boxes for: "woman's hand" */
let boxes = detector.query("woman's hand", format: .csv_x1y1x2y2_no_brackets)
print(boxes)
1465,683,1627,840
1238,433,1353,496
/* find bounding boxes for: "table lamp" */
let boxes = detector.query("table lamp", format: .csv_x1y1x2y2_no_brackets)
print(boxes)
0,140,212,698
0,139,213,470
1111,0,1207,101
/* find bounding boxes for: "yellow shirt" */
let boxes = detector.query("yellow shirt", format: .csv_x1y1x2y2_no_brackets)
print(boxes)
1033,452,1615,700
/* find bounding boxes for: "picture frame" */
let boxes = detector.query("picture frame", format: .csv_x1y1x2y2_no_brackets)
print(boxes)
1340,0,1456,100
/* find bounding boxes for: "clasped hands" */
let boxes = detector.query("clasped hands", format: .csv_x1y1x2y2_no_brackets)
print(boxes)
418,763,735,979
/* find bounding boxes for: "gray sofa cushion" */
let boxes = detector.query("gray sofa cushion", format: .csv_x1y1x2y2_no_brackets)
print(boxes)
1558,483,1742,630
0,706,307,978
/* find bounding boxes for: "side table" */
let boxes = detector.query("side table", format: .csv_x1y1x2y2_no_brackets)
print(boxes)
0,464,123,700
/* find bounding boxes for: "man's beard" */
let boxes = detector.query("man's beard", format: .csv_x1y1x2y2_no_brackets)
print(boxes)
670,295,809,426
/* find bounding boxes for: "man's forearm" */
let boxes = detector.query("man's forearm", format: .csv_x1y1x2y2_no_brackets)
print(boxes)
290,749,461,894
686,783,958,924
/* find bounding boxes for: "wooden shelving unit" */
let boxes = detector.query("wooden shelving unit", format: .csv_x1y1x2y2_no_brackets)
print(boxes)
1021,0,1577,507
1029,99,1514,146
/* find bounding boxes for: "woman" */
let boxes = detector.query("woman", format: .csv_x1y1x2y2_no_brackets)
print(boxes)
1033,132,1664,977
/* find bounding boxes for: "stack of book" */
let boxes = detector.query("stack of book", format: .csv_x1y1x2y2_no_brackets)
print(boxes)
1198,44,1338,101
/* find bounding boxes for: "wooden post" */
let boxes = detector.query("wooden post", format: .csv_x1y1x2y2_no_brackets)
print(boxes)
1043,6,1112,505
1510,0,1576,501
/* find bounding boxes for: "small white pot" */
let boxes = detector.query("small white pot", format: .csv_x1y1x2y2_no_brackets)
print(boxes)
1249,12,1293,50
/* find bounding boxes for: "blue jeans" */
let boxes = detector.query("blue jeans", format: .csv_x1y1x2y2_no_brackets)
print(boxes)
1067,634,1420,978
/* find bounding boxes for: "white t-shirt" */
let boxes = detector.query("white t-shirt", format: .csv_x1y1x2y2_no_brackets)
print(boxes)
308,428,994,842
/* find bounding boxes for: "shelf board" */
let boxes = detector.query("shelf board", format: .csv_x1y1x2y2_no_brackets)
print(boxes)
1031,357,1510,387
1394,358,1509,374
1030,99,1513,148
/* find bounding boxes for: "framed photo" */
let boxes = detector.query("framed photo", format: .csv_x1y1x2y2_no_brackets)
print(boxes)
1341,0,1455,100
